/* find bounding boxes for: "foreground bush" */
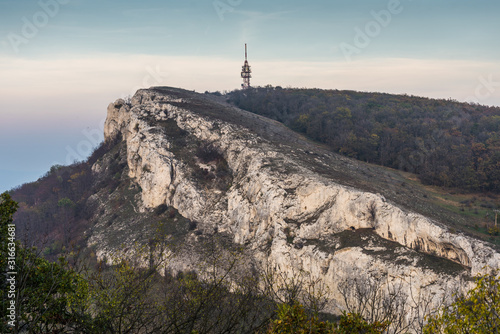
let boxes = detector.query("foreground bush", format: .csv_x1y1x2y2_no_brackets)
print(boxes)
267,303,387,334
424,270,500,333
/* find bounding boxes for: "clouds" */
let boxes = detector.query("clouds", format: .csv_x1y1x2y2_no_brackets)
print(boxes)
1,51,498,144
1,53,498,113
1,0,500,191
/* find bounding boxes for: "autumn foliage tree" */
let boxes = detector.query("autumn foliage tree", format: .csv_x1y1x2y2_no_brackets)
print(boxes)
267,303,388,334
424,270,500,333
1,192,90,333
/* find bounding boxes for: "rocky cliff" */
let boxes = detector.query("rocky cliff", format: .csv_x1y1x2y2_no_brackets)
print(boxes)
88,87,500,322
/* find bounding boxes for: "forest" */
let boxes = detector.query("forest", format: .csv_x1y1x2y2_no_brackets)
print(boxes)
225,87,500,193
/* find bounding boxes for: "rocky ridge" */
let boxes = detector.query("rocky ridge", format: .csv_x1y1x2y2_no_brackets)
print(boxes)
90,87,500,317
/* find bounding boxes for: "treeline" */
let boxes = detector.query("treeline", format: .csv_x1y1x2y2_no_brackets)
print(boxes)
225,87,500,193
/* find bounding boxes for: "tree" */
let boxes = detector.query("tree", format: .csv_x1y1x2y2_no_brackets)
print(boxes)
13,252,90,333
423,270,500,333
81,236,273,334
336,272,454,333
266,303,387,334
261,262,332,319
1,192,19,332
158,237,273,334
337,274,407,333
333,312,388,334
1,192,90,333
267,303,332,334
87,258,166,333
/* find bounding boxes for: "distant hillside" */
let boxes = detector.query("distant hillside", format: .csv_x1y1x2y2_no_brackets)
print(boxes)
225,87,500,193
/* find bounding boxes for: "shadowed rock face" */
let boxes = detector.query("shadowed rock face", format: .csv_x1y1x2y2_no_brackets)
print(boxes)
92,86,499,319
409,238,471,267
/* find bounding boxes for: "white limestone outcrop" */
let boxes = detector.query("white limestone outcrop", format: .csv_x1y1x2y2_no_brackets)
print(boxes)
96,88,500,325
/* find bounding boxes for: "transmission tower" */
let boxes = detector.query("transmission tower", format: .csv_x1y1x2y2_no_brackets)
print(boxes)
241,43,251,89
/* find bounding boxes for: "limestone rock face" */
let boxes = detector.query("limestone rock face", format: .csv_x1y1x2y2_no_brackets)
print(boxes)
95,87,500,320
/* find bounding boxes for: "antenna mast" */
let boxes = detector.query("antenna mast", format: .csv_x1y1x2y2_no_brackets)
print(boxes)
241,43,251,89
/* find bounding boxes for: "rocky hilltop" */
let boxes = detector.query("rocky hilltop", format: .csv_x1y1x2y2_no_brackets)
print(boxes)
88,87,499,318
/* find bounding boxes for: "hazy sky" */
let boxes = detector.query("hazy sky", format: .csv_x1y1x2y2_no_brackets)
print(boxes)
1,0,500,191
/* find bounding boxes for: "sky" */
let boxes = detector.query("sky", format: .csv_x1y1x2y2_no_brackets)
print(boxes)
1,0,500,192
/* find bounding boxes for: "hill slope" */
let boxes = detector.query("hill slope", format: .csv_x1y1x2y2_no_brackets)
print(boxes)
10,87,500,323
225,87,500,193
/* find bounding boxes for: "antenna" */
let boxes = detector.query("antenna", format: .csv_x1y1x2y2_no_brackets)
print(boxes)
241,43,251,89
